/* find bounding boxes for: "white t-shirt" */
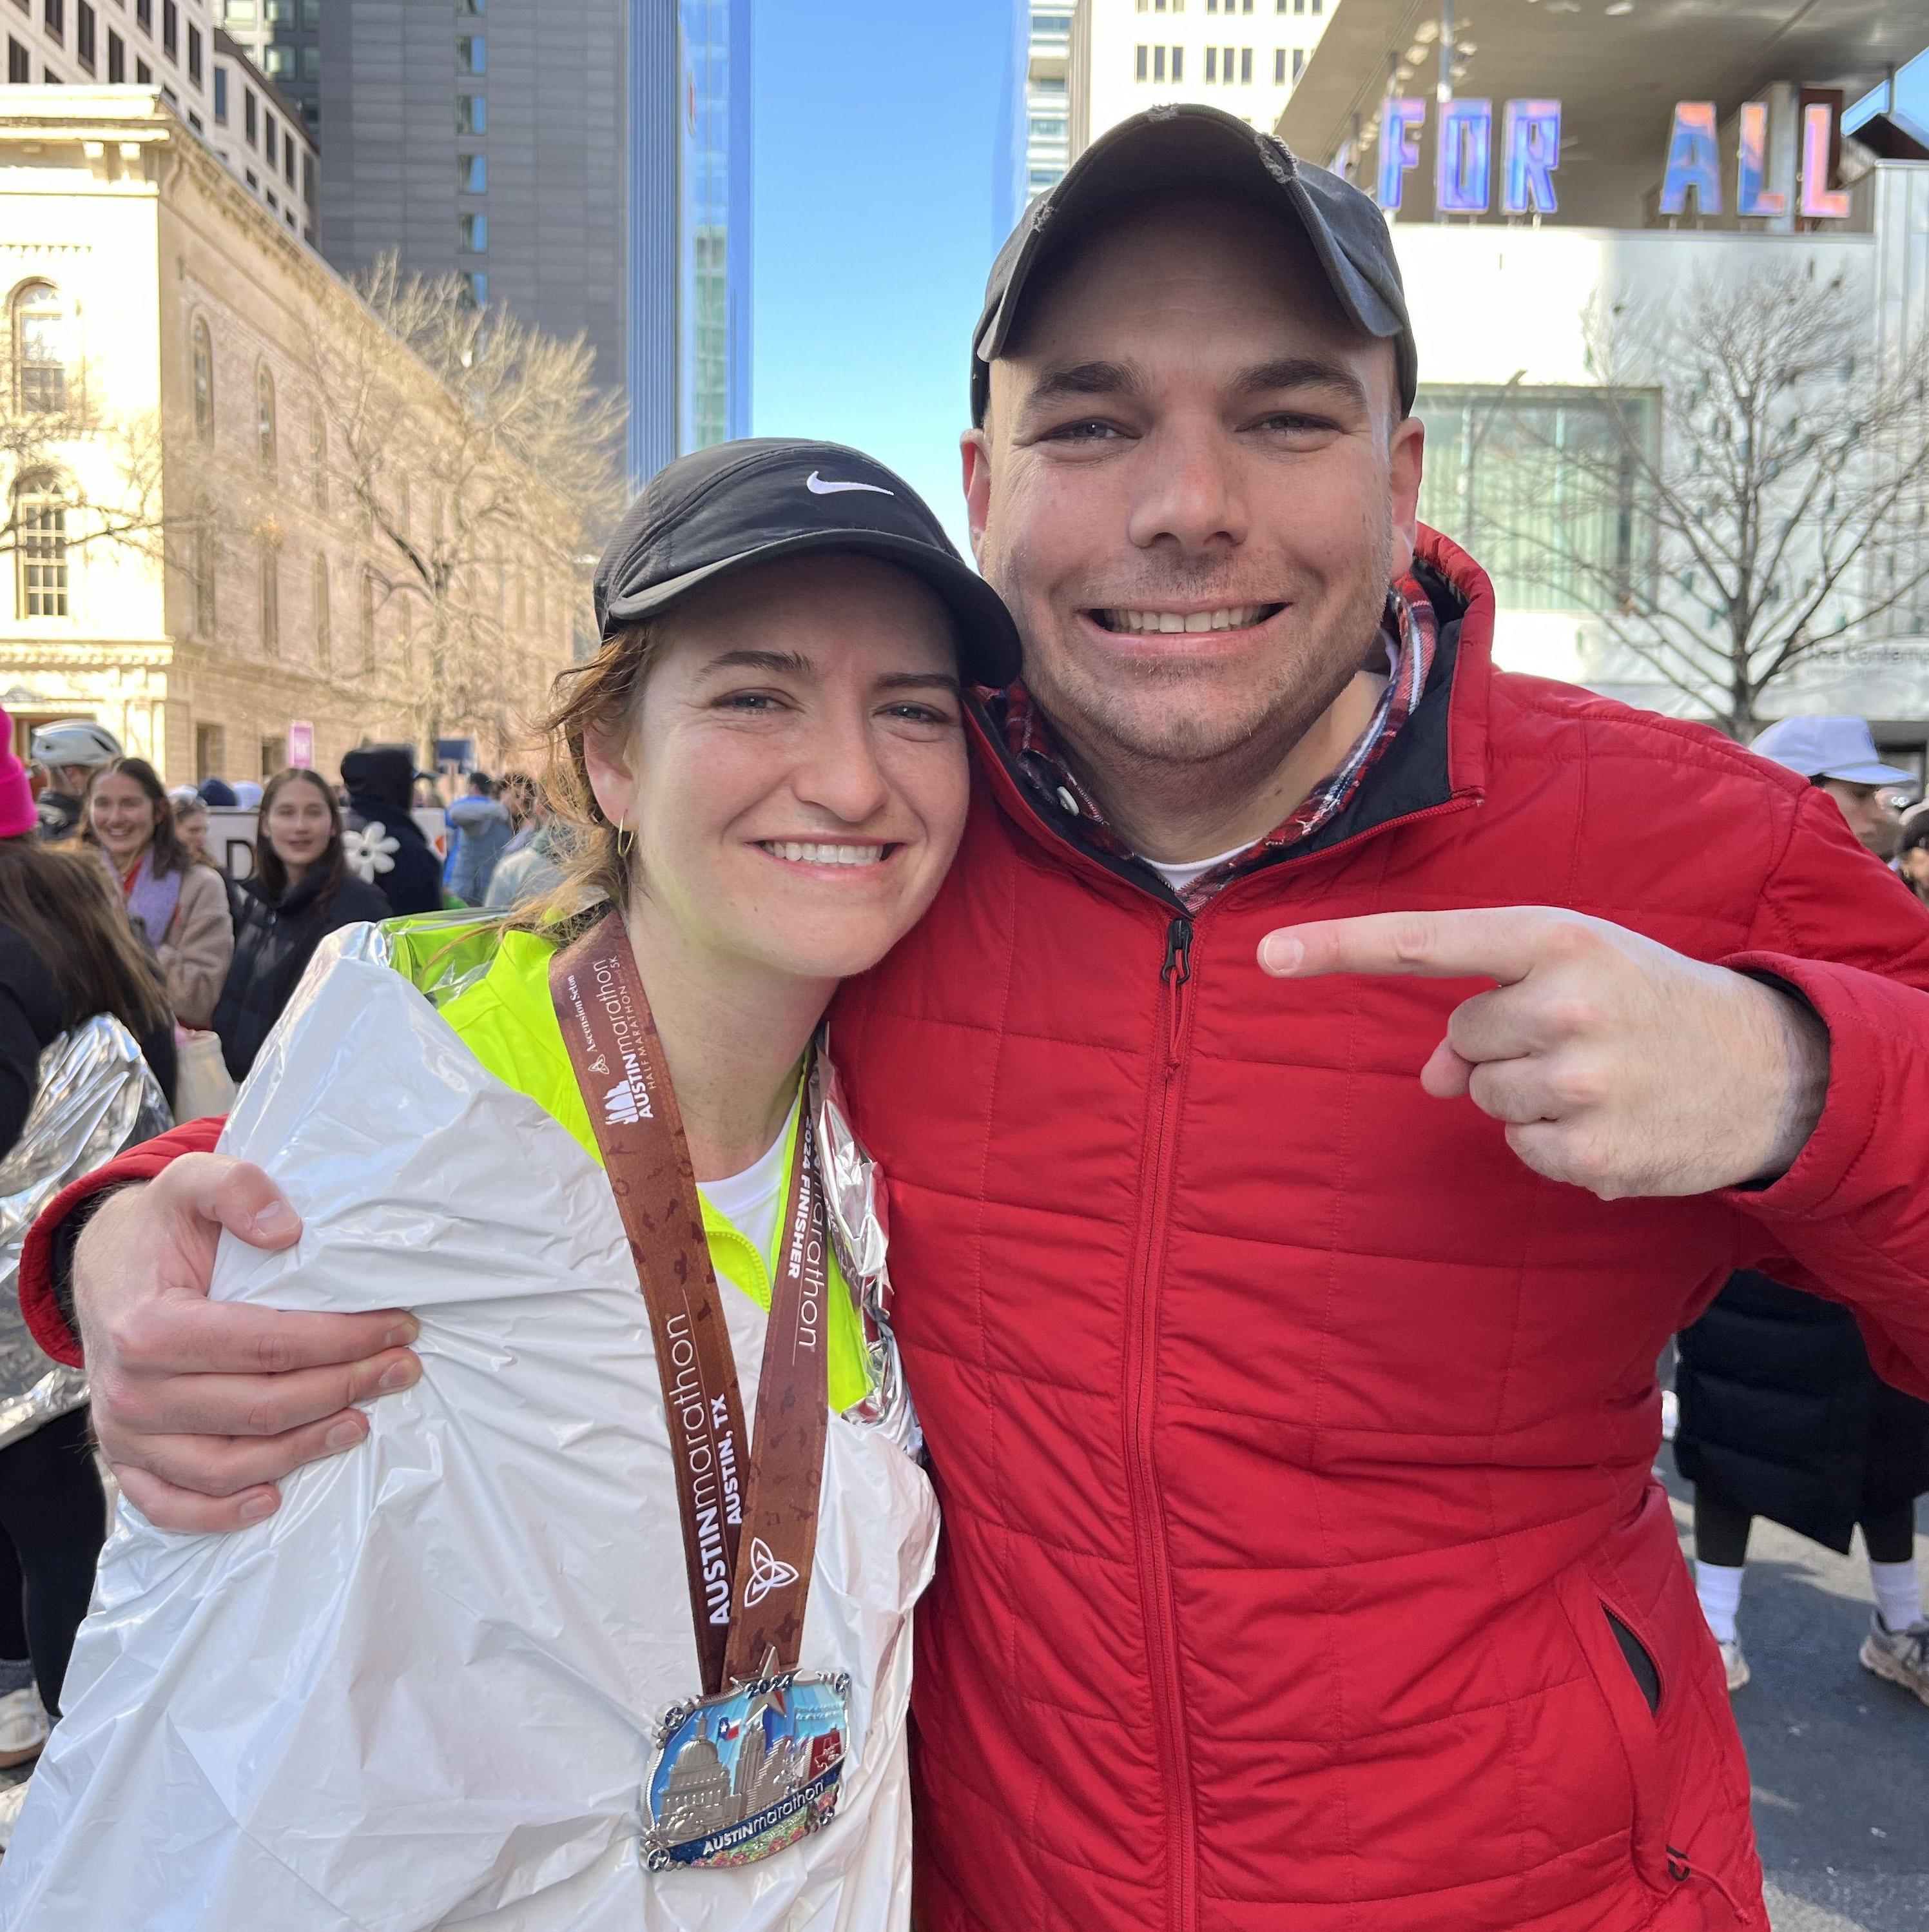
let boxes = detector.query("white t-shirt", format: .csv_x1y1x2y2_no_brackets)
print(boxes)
1140,842,1252,898
697,1097,799,1267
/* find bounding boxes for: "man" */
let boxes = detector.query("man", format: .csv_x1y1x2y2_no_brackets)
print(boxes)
1750,713,1913,855
443,768,513,905
25,718,119,840
21,110,1929,1931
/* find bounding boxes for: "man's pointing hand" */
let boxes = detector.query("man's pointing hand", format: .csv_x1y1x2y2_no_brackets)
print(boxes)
1257,907,1830,1200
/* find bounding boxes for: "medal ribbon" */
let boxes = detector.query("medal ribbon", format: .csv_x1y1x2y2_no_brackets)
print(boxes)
551,911,831,1695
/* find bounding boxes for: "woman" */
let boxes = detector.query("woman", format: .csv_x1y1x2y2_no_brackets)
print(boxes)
0,709,171,1775
168,786,210,865
1,440,1022,1931
80,757,233,1029
212,768,390,1081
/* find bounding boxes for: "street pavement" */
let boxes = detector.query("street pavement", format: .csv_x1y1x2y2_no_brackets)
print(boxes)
1654,1466,1929,1932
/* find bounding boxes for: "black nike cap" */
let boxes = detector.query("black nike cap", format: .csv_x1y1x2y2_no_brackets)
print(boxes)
594,438,1022,688
973,103,1417,424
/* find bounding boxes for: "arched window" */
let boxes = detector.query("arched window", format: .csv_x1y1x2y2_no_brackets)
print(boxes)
14,282,68,414
192,507,216,635
258,536,280,653
255,363,277,476
358,569,376,670
15,473,69,617
309,407,327,512
313,552,331,666
191,318,214,442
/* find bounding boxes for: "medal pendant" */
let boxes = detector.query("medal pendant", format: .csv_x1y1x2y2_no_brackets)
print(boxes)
642,1670,853,1871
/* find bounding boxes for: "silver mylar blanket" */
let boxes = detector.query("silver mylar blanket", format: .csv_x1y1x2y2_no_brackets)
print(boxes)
0,1015,172,1449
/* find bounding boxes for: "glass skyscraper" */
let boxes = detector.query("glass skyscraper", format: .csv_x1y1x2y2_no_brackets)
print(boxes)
631,0,753,480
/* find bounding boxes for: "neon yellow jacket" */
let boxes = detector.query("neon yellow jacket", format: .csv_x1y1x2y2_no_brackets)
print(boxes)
384,917,873,1413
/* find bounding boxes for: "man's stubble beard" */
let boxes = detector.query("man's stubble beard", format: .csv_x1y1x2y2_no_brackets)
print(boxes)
1011,507,1399,822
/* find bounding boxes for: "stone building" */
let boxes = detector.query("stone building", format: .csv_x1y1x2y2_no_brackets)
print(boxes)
0,85,581,786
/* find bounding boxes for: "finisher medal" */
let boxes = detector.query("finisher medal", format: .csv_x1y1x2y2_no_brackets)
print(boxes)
552,912,849,1875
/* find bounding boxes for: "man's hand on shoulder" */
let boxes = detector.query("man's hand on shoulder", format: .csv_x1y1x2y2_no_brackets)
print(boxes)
77,1153,422,1533
1257,906,1830,1200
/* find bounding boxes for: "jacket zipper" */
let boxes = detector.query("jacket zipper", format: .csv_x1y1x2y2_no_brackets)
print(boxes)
1127,912,1199,1932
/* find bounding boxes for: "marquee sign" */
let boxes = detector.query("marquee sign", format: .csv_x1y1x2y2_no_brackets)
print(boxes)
1375,97,1850,220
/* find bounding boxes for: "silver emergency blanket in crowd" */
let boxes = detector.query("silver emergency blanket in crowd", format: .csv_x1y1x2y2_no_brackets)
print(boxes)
0,1015,170,1450
0,932,938,1932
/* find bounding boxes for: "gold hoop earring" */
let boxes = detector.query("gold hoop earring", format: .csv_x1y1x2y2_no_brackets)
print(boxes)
614,820,634,859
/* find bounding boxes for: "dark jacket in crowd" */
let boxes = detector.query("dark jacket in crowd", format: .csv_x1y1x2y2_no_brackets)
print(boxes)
211,866,391,1082
1674,1268,1929,1551
0,921,175,1158
339,746,442,917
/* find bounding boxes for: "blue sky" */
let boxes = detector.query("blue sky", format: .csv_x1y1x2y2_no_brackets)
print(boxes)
750,0,1023,551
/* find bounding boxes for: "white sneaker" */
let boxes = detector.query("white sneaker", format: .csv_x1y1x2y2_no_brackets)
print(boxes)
1718,1637,1750,1692
0,1689,46,1769
1859,1615,1929,1707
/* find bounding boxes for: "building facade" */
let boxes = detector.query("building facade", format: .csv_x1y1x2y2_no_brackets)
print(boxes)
208,28,316,244
213,0,317,132
1045,0,1332,170
0,87,579,786
1,0,216,125
1023,1,1073,197
282,0,746,485
1279,0,1929,763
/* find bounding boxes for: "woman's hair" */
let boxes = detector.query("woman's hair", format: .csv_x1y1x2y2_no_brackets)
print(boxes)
253,766,347,905
0,834,171,1037
515,620,665,926
79,756,192,877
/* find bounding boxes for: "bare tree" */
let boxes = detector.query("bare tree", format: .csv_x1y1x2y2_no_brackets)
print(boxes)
1452,264,1929,737
0,357,172,568
302,255,626,756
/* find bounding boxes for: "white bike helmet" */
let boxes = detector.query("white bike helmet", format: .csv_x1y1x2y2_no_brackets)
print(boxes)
28,718,121,770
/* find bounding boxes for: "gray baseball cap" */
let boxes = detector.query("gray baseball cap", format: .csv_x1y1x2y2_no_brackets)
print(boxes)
973,103,1417,424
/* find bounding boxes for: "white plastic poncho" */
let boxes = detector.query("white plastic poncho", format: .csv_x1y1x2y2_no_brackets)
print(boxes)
0,933,939,1932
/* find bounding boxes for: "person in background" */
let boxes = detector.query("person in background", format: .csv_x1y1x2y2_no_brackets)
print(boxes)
25,721,119,843
0,709,172,1767
1676,713,1929,1702
484,779,567,913
1750,715,1912,858
339,745,443,917
445,770,513,906
79,757,233,1031
1895,806,1929,908
211,769,389,1083
196,777,238,809
168,788,211,866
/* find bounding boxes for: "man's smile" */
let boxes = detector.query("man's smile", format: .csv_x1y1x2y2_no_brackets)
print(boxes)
1088,602,1285,636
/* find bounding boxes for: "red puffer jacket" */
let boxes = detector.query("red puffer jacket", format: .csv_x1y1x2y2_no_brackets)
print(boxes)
826,532,1929,1932
23,535,1929,1931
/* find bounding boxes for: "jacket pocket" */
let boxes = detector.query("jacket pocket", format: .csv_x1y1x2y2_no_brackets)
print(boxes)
1555,1564,1674,1893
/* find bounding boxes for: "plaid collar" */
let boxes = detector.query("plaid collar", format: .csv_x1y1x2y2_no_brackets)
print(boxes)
993,573,1439,911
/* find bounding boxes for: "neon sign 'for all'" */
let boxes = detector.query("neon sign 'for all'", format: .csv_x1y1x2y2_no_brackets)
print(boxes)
1375,98,1849,221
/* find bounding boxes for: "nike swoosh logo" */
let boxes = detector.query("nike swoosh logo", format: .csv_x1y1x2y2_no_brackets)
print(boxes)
806,471,895,496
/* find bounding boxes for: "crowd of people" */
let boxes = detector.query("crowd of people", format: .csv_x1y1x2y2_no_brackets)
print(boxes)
0,102,1924,1932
